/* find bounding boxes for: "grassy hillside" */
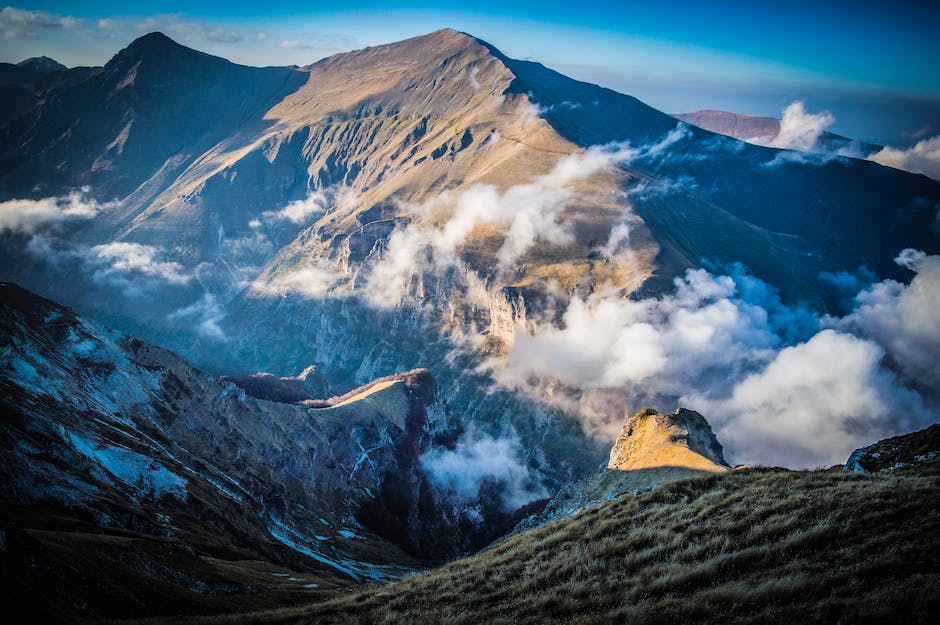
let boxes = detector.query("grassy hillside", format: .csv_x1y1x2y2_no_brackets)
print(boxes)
162,464,939,625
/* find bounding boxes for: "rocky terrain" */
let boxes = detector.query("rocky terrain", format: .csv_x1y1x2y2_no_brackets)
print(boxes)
0,283,526,622
516,407,729,531
166,435,940,625
845,423,940,473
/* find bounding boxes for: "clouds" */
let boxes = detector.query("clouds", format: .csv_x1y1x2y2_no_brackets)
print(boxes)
491,255,938,469
421,427,547,511
869,135,940,181
88,242,192,297
251,266,338,299
0,191,109,234
743,101,940,180
365,127,690,308
0,6,85,39
766,101,835,151
255,188,336,226
167,292,227,340
694,329,927,468
836,249,940,389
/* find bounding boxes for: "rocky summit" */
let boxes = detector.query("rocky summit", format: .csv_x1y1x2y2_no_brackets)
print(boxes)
607,407,729,472
516,407,730,532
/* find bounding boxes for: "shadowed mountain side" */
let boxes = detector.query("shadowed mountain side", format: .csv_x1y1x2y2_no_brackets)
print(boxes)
0,33,307,204
845,423,940,473
170,464,940,625
486,40,940,292
1,282,539,623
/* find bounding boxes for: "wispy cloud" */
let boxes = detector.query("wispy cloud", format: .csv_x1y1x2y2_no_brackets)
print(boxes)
90,242,191,294
0,6,86,39
0,191,110,233
421,426,547,511
167,292,227,340
365,126,690,308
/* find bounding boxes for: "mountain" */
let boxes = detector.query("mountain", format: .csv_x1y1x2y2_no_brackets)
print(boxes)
0,56,66,86
673,109,780,141
0,56,68,125
173,452,940,625
0,282,532,622
674,108,882,156
845,423,940,473
1,28,937,526
516,407,729,531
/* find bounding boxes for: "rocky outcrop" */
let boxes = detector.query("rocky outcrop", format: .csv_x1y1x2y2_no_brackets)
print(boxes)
608,407,729,472
844,424,940,473
517,408,729,532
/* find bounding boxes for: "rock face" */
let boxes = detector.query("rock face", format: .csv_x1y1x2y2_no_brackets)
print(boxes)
0,282,503,612
607,407,729,472
517,408,729,532
844,424,940,473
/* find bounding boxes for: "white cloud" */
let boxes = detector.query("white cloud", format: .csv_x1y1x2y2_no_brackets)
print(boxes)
836,249,940,389
695,330,928,468
748,101,834,152
491,257,937,469
0,191,109,233
421,427,546,511
0,6,86,38
167,292,226,340
90,242,190,292
251,266,338,299
869,135,940,180
261,189,331,225
365,127,690,308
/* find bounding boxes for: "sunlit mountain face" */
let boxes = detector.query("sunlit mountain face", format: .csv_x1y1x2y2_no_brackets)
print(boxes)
1,8,938,624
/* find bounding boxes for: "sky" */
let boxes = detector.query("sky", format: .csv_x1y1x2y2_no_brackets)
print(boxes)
2,1,939,146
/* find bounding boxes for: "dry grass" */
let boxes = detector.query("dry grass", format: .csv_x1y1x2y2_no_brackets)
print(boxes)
157,464,939,625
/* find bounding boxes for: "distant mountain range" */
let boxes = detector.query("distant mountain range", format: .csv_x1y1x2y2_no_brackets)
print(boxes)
673,108,883,156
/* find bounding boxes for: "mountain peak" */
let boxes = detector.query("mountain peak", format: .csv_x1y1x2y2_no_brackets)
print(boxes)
16,56,66,74
608,408,729,472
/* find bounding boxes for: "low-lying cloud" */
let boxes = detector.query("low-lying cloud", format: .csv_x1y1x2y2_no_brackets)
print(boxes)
491,251,938,468
365,127,689,308
0,191,110,234
421,427,547,511
869,135,940,181
90,242,190,292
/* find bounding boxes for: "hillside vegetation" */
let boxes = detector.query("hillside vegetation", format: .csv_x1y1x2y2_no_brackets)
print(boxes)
159,464,939,625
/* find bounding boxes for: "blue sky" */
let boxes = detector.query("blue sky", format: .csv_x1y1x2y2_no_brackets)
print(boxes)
2,2,938,145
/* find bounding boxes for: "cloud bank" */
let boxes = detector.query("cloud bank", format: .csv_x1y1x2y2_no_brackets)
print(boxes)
869,135,940,181
0,191,110,233
491,252,938,468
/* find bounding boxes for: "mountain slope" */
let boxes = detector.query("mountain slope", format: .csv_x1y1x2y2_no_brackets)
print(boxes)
173,462,940,625
0,282,521,621
0,33,306,201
